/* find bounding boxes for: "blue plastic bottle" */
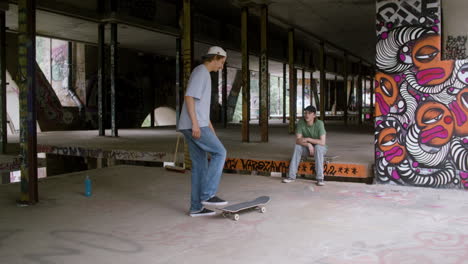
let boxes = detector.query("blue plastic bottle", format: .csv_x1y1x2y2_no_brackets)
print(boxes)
85,175,92,197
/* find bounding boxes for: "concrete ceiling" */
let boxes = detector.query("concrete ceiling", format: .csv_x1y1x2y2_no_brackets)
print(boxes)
266,0,376,63
5,0,377,75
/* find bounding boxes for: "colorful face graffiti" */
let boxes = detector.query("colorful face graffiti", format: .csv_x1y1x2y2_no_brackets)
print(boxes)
375,72,399,117
377,127,407,164
449,87,468,136
416,101,454,147
412,34,454,86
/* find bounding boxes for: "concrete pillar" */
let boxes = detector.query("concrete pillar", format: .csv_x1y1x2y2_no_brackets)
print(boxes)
301,68,305,116
18,0,38,204
370,72,374,120
277,76,280,116
282,63,286,123
175,38,182,125
241,7,250,142
333,59,338,116
210,71,219,123
182,0,193,168
288,29,296,134
343,53,348,125
311,73,319,110
222,62,227,128
0,10,6,154
259,4,268,142
107,158,116,167
98,23,105,136
319,41,326,121
357,61,363,125
110,23,118,137
96,158,103,169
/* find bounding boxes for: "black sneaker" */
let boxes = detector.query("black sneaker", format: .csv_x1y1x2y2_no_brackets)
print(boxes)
201,196,228,206
189,208,216,217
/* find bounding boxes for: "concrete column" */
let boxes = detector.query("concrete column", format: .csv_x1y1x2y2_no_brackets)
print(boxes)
333,59,338,116
301,68,305,116
349,73,355,120
110,23,118,137
107,158,116,167
150,106,155,128
222,62,227,128
288,29,296,134
182,0,193,167
210,71,219,123
363,76,367,120
18,0,38,204
98,23,105,136
175,38,182,125
282,63,286,123
370,72,374,120
241,7,250,142
96,158,103,169
357,61,363,125
0,10,6,154
343,53,348,125
259,4,268,142
319,41,326,121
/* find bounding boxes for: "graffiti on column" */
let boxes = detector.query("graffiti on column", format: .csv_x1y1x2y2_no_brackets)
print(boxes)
375,0,468,189
444,35,467,60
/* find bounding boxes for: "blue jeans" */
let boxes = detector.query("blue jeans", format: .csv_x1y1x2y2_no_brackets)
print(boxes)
288,144,327,180
180,127,227,212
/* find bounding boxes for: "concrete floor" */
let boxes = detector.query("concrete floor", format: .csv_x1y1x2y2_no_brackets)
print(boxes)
1,165,468,264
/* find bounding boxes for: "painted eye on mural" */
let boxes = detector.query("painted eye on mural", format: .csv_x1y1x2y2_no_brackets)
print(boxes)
381,133,397,146
462,92,468,109
380,77,393,97
415,45,439,63
422,108,443,124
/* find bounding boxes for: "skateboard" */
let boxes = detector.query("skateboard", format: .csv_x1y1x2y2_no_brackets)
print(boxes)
218,196,270,221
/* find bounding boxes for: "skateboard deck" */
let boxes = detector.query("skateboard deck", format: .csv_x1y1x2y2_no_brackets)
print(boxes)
218,196,270,221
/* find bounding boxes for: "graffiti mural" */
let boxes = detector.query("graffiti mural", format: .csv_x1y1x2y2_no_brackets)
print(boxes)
224,158,369,178
444,35,467,60
375,0,468,189
37,144,169,162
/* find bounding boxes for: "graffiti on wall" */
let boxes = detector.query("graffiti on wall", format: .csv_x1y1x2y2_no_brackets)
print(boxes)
444,35,467,60
37,144,169,162
375,0,468,189
224,158,369,178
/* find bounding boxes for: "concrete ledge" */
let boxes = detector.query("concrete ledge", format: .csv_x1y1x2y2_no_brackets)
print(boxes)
37,144,171,162
224,157,371,178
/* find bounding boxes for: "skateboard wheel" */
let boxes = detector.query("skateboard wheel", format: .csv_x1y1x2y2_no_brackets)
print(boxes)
260,207,266,213
233,214,240,221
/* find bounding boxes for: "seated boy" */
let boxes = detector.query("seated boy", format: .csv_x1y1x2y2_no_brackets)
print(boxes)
283,105,327,186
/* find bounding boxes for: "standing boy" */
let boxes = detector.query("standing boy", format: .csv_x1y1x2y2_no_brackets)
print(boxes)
178,46,228,216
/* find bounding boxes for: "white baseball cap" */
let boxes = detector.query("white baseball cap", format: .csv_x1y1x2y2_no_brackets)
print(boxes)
206,46,227,57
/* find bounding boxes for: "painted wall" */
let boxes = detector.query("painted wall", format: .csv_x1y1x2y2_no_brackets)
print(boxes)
442,0,468,60
375,0,468,188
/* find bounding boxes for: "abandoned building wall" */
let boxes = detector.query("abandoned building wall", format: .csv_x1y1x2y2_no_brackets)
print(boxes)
375,0,468,189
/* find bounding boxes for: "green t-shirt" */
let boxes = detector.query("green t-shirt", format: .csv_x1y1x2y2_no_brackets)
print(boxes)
296,119,326,140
